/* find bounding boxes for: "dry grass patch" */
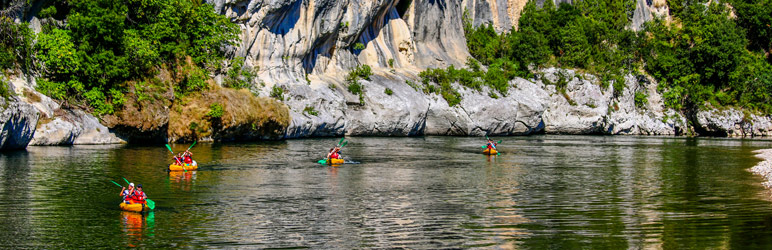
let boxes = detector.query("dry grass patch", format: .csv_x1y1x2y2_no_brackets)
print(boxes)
168,86,290,142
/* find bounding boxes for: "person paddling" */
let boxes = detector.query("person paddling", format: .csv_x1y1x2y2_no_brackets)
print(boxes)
131,184,147,205
183,150,193,165
486,138,497,150
120,183,135,204
173,153,183,166
326,147,342,160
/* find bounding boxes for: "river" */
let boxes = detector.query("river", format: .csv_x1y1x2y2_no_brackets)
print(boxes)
1,136,772,248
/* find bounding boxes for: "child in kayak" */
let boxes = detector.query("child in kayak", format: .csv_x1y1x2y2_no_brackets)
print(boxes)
173,153,183,166
120,183,135,204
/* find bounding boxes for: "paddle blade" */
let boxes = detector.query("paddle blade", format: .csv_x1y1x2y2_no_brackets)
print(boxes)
123,178,130,185
338,138,345,145
497,140,502,144
187,141,197,151
481,145,486,148
110,180,122,187
146,199,155,210
318,159,327,165
340,141,348,147
165,144,174,154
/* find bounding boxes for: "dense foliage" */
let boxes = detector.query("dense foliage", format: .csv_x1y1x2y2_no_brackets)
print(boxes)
35,0,238,115
422,0,772,113
642,1,772,112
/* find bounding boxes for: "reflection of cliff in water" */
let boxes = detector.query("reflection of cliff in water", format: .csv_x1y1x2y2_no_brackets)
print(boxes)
0,151,33,247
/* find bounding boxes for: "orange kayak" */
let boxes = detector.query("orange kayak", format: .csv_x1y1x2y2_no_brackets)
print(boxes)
119,202,151,212
168,162,198,171
483,148,498,155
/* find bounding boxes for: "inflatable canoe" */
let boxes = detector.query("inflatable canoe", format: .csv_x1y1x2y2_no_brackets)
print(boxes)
119,202,151,212
169,161,198,171
321,158,344,165
483,148,498,155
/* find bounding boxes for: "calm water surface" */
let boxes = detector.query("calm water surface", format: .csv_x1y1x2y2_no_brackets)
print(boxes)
1,136,772,248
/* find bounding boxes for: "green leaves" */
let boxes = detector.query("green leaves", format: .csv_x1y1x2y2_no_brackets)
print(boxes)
206,103,224,119
641,2,771,112
33,0,238,116
37,29,80,76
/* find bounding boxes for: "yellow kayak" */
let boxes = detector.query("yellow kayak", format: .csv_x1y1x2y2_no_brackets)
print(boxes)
119,202,151,212
327,158,344,165
169,162,198,171
483,148,498,155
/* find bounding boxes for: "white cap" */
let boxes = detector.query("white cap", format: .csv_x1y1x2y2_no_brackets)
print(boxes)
129,183,135,187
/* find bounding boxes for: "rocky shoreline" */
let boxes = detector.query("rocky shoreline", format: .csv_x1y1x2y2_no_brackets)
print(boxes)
2,67,771,150
751,149,772,189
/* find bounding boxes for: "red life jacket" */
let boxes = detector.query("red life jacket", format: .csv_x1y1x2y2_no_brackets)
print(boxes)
184,155,192,164
131,190,146,204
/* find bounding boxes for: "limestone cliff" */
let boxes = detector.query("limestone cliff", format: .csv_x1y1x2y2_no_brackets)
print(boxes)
202,0,770,138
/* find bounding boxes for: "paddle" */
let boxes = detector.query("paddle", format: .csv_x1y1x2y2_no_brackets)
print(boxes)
165,144,187,173
186,141,197,151
121,178,155,210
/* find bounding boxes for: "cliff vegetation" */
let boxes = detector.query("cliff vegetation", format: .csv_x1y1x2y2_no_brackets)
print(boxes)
423,0,772,114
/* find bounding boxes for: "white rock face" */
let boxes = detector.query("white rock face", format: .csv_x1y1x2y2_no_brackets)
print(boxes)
693,108,772,137
9,77,125,146
0,96,39,150
199,0,700,138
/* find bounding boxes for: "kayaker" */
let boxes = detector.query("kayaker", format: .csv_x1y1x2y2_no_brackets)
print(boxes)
131,184,147,205
327,147,342,160
173,153,183,166
486,139,497,150
183,150,193,165
120,183,135,204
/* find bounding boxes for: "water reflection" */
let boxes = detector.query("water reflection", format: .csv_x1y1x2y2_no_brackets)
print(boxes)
168,171,196,191
121,211,154,247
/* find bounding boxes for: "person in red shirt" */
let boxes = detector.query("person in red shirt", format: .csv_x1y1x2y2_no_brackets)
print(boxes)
486,139,497,150
173,153,183,166
183,150,193,165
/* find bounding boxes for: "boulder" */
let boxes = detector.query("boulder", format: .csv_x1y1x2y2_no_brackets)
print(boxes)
0,97,39,150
